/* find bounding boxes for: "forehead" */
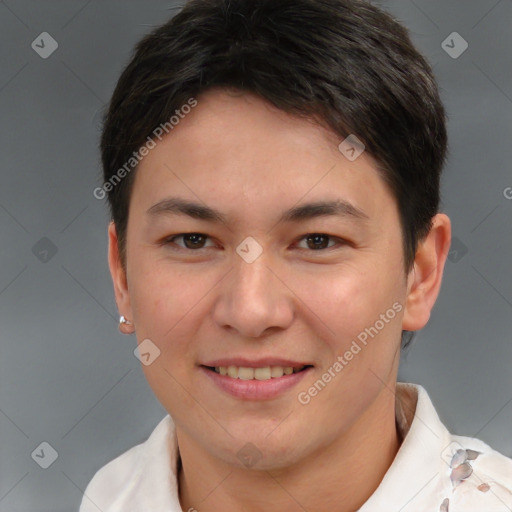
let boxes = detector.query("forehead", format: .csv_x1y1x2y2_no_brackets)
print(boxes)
130,89,398,229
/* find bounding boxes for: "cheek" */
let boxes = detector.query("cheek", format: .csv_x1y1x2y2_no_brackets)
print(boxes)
128,263,209,412
130,264,203,335
298,269,405,407
298,264,402,351
126,257,204,367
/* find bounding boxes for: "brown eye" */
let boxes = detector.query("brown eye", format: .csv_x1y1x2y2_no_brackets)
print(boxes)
166,233,214,250
297,233,339,251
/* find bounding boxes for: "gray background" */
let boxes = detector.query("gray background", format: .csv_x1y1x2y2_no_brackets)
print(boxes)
0,1,511,511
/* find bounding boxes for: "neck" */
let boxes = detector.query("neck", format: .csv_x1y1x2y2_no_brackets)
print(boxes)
177,385,402,512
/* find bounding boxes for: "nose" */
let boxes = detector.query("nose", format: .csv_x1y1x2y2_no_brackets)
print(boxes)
211,249,294,338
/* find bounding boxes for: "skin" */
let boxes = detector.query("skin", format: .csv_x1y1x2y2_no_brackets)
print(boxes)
108,88,451,512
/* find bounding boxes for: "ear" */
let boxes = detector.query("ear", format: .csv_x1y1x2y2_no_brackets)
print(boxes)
108,221,132,320
402,213,451,331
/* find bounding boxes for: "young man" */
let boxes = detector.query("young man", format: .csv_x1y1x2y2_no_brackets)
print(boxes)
82,0,512,510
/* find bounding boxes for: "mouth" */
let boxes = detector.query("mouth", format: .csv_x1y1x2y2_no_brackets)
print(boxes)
202,364,313,381
200,362,314,400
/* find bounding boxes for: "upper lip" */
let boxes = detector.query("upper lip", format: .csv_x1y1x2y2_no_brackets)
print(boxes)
201,358,312,368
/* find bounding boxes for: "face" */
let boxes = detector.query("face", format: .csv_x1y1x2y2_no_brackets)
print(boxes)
110,89,417,469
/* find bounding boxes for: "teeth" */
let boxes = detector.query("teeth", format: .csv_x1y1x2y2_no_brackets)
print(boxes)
238,367,255,380
271,366,284,378
254,367,272,380
213,365,306,380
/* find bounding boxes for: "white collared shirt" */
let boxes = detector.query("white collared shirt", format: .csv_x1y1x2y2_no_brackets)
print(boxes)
79,383,512,511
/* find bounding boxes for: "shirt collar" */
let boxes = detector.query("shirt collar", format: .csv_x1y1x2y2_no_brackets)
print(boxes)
359,382,452,510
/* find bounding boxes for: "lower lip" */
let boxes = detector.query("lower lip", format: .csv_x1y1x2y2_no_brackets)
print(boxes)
200,366,312,400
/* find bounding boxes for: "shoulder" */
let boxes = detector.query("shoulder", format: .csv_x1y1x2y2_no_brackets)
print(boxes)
440,432,512,511
79,440,146,511
398,383,512,511
79,415,174,512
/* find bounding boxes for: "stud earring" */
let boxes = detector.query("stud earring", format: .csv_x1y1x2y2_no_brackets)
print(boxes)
118,315,134,334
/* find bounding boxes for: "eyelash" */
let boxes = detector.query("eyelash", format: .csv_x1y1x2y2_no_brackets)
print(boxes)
162,233,347,253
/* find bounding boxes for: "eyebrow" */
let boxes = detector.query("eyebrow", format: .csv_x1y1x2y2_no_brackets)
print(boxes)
146,197,369,225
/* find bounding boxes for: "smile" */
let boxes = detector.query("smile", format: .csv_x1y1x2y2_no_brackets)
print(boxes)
208,365,310,380
200,364,313,400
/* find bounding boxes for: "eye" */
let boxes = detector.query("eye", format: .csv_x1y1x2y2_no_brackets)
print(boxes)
164,233,216,250
295,233,343,251
162,232,346,252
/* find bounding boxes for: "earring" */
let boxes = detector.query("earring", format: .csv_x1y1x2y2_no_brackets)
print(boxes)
118,315,135,334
